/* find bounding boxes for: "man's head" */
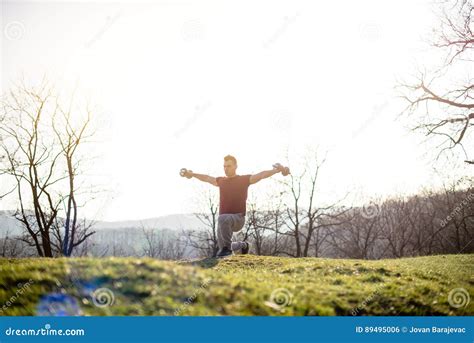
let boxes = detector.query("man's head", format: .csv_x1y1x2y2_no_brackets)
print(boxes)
223,155,237,177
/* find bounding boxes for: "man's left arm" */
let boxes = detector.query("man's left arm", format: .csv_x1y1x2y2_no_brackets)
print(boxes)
249,164,289,185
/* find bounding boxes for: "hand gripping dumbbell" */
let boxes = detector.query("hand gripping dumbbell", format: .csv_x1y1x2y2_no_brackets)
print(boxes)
273,163,290,176
179,168,193,179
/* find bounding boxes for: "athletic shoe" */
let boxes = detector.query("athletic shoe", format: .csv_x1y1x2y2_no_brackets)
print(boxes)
216,247,233,258
241,242,250,254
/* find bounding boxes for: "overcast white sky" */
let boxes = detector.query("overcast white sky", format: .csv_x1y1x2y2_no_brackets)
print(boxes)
1,0,469,221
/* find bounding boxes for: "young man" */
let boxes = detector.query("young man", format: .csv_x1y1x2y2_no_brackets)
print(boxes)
181,155,289,258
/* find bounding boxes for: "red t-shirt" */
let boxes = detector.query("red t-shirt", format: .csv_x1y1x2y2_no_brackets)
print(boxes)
216,175,251,215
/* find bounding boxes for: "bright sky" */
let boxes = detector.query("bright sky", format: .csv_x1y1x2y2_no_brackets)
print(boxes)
1,0,468,221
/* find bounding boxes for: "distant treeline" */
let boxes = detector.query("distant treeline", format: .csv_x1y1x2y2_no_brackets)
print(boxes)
1,184,472,260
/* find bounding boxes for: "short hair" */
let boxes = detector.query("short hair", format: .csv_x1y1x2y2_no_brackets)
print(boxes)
224,155,237,165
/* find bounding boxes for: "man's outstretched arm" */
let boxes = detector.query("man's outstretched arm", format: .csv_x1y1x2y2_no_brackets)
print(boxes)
182,169,218,186
249,164,290,185
192,173,218,186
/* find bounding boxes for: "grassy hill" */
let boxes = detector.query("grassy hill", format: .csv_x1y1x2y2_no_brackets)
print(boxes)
0,254,472,316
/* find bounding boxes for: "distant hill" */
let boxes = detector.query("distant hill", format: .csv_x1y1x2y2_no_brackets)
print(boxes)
0,211,23,235
0,211,205,236
94,214,203,231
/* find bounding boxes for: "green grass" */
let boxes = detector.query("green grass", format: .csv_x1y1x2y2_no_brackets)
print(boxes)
0,254,472,316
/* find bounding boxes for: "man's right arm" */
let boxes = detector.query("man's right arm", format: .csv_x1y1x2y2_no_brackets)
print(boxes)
189,172,218,187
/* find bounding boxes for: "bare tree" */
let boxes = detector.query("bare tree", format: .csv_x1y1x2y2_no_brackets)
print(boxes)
282,168,304,257
282,152,348,257
264,201,288,256
436,176,474,252
52,94,95,256
407,192,442,255
326,204,384,260
141,225,189,260
1,82,62,257
238,201,279,255
399,0,473,163
0,227,25,257
185,191,219,257
141,225,161,258
379,197,421,258
0,80,97,257
51,217,96,257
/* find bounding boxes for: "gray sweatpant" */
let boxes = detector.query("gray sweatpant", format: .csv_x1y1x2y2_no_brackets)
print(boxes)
217,213,246,251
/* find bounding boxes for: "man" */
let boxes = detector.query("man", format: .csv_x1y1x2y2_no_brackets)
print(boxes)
181,155,290,258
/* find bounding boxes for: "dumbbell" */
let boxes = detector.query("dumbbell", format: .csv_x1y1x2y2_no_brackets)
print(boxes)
179,168,193,179
273,163,290,176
